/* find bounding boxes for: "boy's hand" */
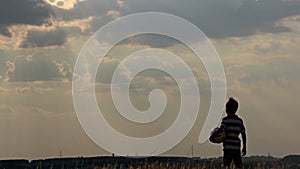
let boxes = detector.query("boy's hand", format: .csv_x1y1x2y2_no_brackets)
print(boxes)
242,147,247,156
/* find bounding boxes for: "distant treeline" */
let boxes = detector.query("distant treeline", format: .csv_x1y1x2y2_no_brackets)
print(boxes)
0,155,299,169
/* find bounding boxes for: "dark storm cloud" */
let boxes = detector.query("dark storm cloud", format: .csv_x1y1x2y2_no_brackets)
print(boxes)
115,0,300,38
65,0,300,38
1,0,300,48
21,28,66,48
0,0,52,36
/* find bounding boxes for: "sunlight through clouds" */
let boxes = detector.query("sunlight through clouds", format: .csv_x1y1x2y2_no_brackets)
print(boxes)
0,0,300,159
44,0,87,10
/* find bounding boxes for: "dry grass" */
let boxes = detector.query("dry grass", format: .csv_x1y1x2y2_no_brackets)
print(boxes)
90,162,289,169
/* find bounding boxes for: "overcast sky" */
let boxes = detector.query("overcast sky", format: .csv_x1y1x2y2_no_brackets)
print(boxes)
0,0,300,159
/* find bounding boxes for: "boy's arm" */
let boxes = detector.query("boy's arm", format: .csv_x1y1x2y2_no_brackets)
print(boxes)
241,131,247,156
220,118,225,129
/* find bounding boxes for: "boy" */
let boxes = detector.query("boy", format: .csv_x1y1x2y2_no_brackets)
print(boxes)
221,97,247,169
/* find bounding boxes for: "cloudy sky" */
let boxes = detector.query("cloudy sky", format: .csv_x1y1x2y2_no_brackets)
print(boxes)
0,0,300,159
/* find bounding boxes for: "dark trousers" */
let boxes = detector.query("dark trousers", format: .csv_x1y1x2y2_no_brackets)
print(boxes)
223,150,243,168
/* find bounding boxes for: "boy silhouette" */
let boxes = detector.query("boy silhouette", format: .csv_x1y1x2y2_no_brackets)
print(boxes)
221,97,247,169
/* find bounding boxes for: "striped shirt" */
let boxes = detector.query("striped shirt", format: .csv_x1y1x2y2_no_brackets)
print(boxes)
221,115,245,151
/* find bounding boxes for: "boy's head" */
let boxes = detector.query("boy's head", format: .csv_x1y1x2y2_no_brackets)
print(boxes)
226,97,239,115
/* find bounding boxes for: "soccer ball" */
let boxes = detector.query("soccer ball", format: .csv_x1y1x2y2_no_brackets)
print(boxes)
209,127,225,144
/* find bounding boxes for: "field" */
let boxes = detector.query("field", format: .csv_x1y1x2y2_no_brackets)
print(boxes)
1,155,299,169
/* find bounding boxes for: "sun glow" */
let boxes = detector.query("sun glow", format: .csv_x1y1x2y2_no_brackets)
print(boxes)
44,0,86,10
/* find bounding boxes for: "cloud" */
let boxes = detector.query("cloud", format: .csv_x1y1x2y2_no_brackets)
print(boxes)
0,0,93,48
55,16,93,33
118,34,179,48
0,27,11,37
0,16,93,49
126,0,300,38
44,0,88,10
50,0,118,21
106,10,121,19
0,87,10,93
54,60,73,81
213,29,300,91
20,28,66,48
41,0,300,50
5,51,62,82
17,87,55,96
87,0,300,38
0,0,52,36
116,0,124,8
5,60,15,81
2,0,300,41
